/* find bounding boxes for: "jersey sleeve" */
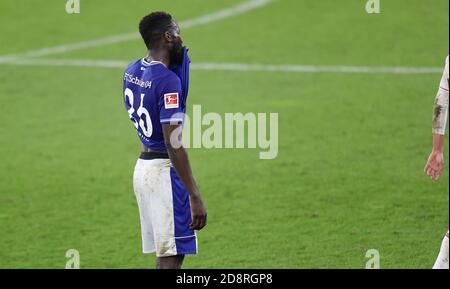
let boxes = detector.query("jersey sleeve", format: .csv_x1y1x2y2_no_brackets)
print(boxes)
432,56,449,135
158,74,185,124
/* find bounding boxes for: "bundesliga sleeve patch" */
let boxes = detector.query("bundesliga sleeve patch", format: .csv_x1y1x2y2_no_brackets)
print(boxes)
164,93,179,109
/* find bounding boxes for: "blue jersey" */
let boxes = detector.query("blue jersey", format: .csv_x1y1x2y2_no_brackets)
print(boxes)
123,58,186,152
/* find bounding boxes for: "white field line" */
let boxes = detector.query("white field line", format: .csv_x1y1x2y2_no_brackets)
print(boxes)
192,62,443,74
0,0,273,64
3,58,442,74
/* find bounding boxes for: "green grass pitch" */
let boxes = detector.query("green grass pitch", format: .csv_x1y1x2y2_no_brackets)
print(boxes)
0,0,448,268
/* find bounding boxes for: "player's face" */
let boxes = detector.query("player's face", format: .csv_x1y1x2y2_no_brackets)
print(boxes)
169,21,184,64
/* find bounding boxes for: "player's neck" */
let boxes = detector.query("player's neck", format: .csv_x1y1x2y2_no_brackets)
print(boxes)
145,50,170,67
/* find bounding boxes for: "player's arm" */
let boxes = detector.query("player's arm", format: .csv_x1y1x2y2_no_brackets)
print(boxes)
162,124,207,230
424,57,449,181
425,134,445,181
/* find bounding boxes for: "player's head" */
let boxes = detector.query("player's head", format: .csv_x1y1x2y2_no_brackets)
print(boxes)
139,11,184,64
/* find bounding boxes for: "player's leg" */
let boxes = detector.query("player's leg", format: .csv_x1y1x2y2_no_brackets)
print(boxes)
156,255,185,269
433,231,449,269
136,156,197,268
134,157,183,267
148,160,197,268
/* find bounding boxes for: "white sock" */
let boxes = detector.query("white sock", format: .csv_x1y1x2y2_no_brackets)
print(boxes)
433,232,449,269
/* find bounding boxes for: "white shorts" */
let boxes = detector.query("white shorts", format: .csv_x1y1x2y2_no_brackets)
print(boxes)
133,158,197,257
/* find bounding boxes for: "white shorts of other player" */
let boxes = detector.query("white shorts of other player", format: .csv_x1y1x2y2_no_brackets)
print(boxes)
433,231,449,269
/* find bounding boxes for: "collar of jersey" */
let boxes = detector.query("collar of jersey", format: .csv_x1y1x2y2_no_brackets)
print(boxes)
141,58,166,67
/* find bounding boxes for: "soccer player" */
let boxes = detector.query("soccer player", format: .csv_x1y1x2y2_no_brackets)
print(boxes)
122,12,207,269
424,55,449,269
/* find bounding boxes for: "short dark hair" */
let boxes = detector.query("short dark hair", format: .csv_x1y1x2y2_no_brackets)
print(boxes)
139,12,173,49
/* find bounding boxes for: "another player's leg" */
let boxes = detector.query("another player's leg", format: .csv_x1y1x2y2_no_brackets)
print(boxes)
156,255,185,269
433,231,449,269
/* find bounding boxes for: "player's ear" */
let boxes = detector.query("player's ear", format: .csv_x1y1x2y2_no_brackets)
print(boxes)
164,31,173,42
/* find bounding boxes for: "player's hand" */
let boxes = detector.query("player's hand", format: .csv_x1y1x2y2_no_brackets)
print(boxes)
189,195,207,230
424,150,444,181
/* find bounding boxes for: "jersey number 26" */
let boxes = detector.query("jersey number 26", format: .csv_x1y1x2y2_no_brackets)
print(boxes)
124,88,153,138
